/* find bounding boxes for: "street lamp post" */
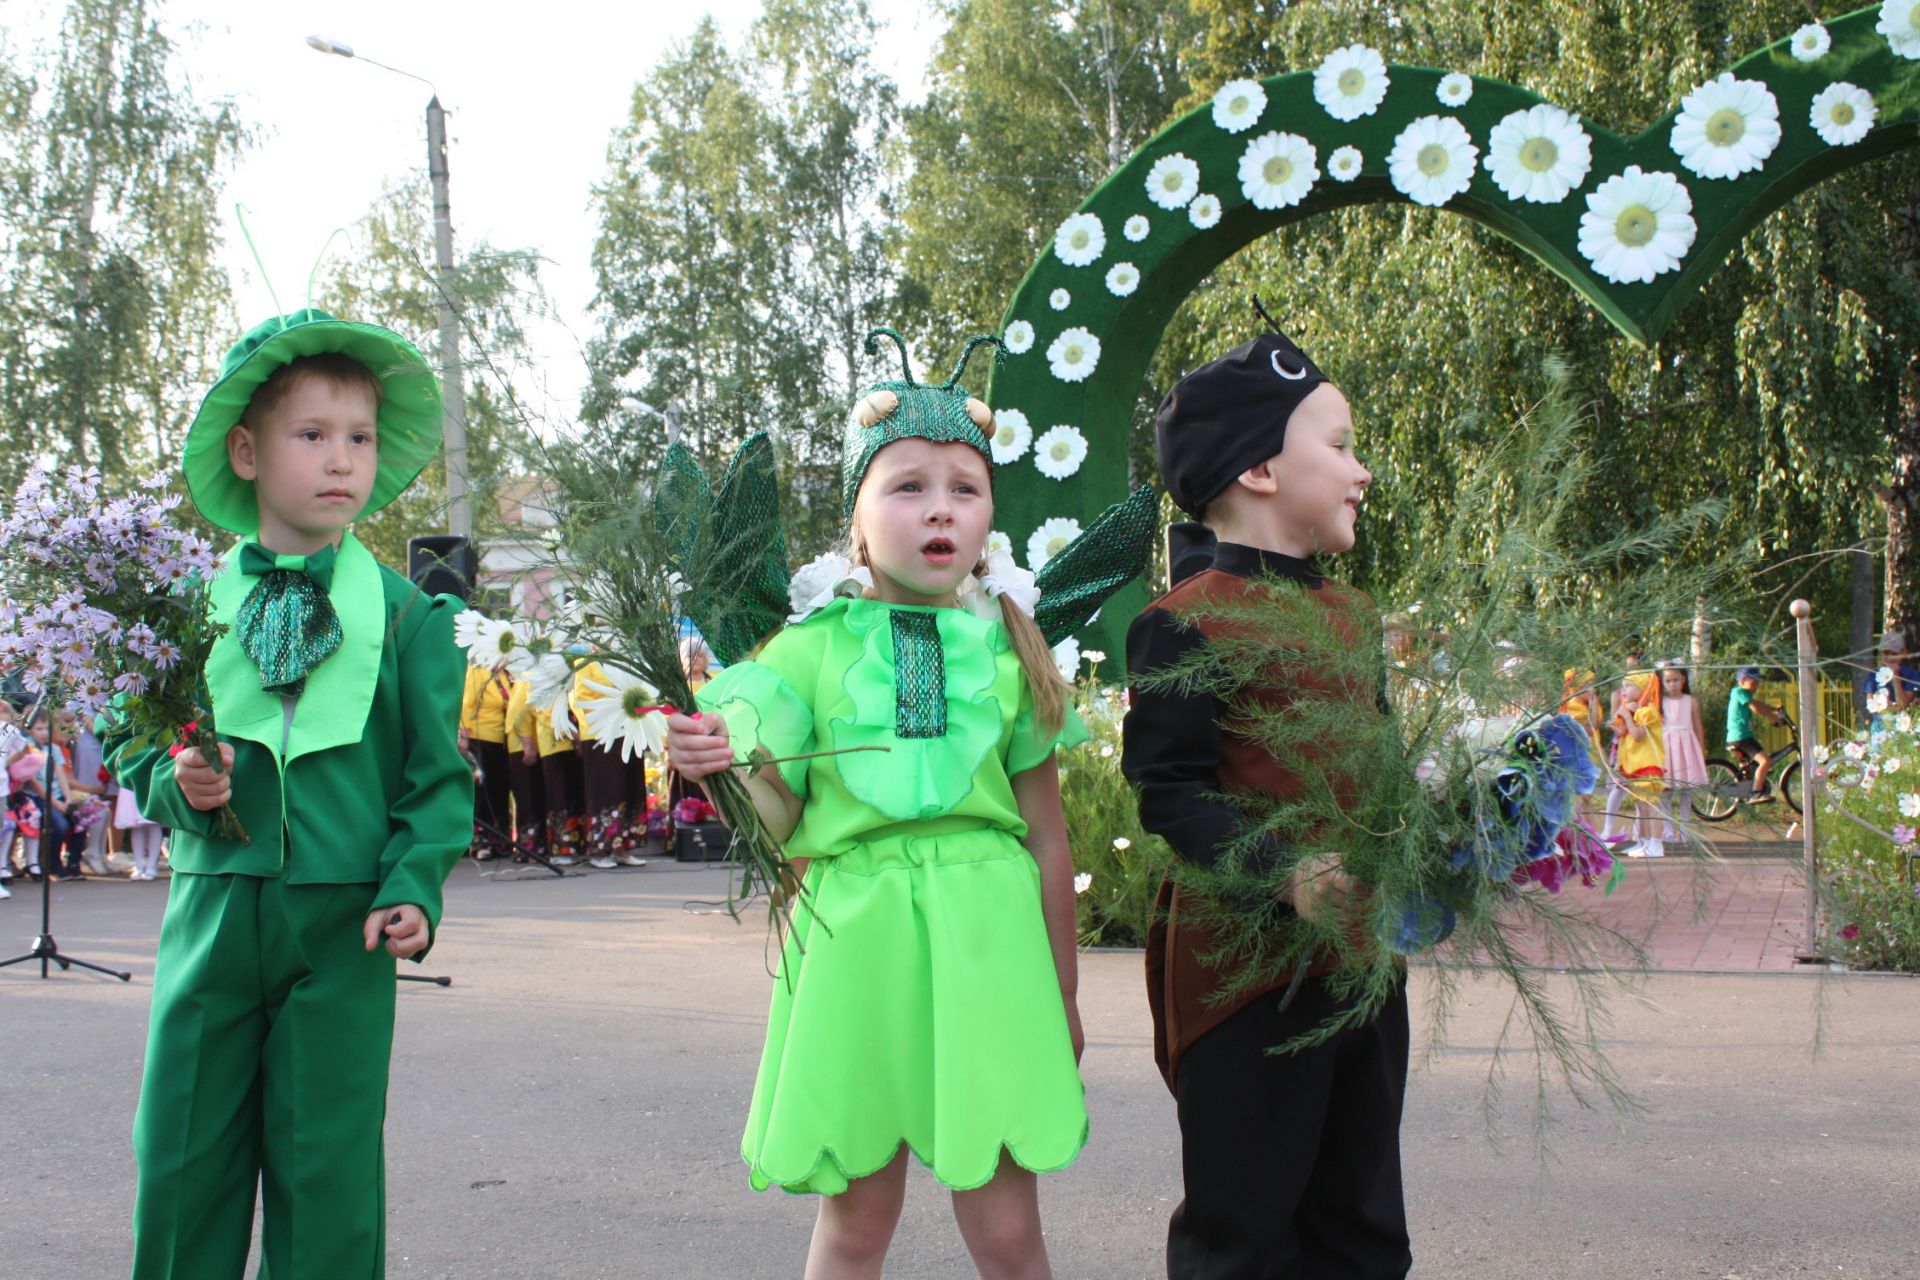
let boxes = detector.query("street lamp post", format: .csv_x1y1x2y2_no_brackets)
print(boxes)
306,36,472,540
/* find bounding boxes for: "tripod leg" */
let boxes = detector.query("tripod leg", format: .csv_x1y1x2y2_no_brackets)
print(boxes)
60,954,133,981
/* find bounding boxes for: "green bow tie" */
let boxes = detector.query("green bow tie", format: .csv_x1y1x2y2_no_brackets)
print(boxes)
235,541,344,696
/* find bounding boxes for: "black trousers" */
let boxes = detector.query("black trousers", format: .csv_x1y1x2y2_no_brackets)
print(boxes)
1168,976,1411,1280
506,749,546,856
580,742,648,854
540,751,585,855
470,740,511,853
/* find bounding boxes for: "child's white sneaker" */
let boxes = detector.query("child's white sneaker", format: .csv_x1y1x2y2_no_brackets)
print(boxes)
616,852,649,867
1643,838,1665,858
588,856,619,869
1622,842,1646,858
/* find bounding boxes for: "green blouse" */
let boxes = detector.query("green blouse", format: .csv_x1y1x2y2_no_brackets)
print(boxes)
697,597,1087,861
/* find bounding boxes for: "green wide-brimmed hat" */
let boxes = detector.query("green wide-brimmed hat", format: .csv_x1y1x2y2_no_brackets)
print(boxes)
182,308,444,534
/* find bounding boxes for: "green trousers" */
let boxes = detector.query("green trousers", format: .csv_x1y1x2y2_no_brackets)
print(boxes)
131,872,396,1280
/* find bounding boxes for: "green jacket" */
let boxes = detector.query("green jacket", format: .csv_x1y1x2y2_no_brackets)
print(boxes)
106,535,473,947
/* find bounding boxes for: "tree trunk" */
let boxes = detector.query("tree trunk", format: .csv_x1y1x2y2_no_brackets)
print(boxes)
1880,186,1920,637
1852,542,1877,715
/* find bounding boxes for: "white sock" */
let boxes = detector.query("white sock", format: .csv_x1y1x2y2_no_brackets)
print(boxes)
133,828,161,876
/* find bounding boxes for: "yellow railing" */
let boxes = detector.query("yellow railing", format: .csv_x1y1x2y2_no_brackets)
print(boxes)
1751,679,1856,754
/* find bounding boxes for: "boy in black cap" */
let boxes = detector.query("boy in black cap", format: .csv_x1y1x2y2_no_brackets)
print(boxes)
1121,311,1410,1279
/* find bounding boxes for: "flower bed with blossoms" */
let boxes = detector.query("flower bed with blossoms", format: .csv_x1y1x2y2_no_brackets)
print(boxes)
1815,674,1920,972
1058,669,1172,948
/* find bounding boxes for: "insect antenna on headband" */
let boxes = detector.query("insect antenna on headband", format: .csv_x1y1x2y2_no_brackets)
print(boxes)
863,328,917,384
941,334,1007,389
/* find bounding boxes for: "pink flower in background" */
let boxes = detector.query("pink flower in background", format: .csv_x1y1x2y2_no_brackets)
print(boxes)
1840,923,1861,941
1896,824,1917,847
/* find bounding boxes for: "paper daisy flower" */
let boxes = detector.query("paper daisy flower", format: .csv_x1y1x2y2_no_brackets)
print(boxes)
1033,424,1089,480
1145,153,1201,208
1106,261,1141,296
1211,78,1267,133
1051,636,1083,681
989,407,1033,464
1004,319,1035,354
1436,72,1473,107
1314,44,1389,122
1880,0,1920,58
1047,327,1101,382
787,550,873,622
1049,288,1072,311
1387,115,1479,207
1577,165,1696,285
1188,193,1222,228
1328,145,1364,182
1123,214,1151,241
1053,212,1106,266
1238,131,1319,211
1810,82,1877,147
1484,104,1593,204
578,666,669,763
1027,516,1082,571
1670,73,1781,180
1790,22,1831,61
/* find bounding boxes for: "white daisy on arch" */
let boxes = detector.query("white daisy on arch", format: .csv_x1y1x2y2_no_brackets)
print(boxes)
1188,193,1223,228
1105,261,1141,296
1313,44,1389,122
1436,72,1473,107
1791,22,1831,61
1810,82,1877,147
1484,104,1592,204
1238,131,1319,210
577,666,669,763
1577,165,1697,285
1049,288,1072,311
1387,114,1479,207
1880,0,1920,58
1047,327,1102,383
1053,212,1106,266
1027,516,1082,571
1670,73,1781,180
1211,79,1267,133
1328,145,1364,182
1145,153,1201,208
1123,214,1151,241
1004,320,1035,354
1033,425,1089,481
984,529,1014,559
989,408,1033,464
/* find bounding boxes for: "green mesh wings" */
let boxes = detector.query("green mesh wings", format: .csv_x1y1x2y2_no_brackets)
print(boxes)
652,432,791,665
1032,484,1158,646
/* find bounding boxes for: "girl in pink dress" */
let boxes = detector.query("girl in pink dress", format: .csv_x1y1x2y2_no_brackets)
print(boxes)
1658,661,1709,837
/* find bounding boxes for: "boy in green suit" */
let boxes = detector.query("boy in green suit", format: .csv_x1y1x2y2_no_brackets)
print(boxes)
106,309,474,1279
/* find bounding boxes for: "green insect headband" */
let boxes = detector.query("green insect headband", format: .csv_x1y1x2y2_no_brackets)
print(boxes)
840,328,1005,516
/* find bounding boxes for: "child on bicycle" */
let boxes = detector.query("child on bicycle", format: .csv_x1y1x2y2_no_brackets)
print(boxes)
1726,666,1786,802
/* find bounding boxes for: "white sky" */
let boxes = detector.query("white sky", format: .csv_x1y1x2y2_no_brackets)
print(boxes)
123,0,940,422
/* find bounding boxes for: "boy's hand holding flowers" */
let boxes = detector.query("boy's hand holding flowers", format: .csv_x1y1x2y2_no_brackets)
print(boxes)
665,710,732,780
173,743,235,811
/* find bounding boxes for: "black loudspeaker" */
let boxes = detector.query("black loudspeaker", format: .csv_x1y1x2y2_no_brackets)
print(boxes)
408,534,477,601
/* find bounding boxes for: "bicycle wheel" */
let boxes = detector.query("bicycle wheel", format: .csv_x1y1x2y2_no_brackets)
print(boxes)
1693,758,1743,822
1780,760,1805,815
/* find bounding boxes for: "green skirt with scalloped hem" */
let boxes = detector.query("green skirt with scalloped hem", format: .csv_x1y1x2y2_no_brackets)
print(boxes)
741,826,1089,1196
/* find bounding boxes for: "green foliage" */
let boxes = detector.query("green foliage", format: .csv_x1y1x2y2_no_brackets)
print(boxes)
1171,0,1915,650
1059,668,1172,946
584,2,901,560
0,0,249,488
313,178,550,569
1817,710,1920,972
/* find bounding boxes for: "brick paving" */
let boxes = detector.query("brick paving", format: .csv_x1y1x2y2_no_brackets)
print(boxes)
1586,853,1814,972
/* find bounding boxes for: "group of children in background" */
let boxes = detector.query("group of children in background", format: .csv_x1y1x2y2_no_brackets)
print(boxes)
0,698,165,899
1563,659,1788,858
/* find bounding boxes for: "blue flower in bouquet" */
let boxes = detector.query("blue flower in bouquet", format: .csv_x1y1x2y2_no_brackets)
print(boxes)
1376,893,1458,955
1515,713,1600,796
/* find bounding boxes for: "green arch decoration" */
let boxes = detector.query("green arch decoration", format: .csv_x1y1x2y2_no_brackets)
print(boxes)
985,4,1920,656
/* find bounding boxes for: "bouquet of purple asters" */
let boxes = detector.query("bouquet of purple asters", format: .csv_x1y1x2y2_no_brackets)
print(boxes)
0,464,245,841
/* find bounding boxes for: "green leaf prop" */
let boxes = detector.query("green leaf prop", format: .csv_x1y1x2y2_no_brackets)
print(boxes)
653,432,791,665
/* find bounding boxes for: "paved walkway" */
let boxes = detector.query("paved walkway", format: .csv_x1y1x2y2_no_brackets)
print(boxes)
1579,854,1813,972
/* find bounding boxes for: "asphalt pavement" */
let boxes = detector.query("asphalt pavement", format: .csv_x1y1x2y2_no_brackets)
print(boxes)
3,857,1916,1279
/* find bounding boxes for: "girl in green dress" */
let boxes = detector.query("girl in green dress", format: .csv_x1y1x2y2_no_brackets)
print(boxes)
666,369,1088,1279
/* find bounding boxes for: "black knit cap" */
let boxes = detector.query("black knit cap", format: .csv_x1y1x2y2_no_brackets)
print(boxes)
1154,300,1332,517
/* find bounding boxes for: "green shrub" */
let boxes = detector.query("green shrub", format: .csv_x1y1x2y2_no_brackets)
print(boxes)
1815,692,1920,972
1059,668,1172,947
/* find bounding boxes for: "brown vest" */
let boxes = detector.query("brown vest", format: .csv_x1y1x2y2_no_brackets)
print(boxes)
1142,567,1377,1091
